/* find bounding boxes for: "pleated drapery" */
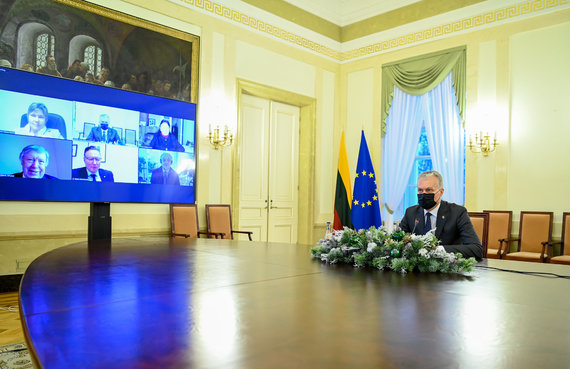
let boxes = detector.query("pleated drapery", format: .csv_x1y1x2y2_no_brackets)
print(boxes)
381,46,466,137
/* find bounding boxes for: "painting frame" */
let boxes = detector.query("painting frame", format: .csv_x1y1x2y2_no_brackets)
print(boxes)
0,0,200,103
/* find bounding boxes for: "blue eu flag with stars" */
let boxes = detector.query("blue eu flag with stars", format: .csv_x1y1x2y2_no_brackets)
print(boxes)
350,131,382,230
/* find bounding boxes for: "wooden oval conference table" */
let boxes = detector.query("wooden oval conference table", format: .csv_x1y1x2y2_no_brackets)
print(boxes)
19,237,570,368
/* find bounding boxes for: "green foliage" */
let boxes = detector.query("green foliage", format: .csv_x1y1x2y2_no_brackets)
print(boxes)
313,227,476,275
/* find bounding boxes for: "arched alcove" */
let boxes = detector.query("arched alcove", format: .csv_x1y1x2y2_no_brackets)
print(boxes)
68,34,101,70
17,22,53,68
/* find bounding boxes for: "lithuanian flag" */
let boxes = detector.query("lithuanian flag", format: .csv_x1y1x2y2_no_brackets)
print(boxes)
333,131,353,230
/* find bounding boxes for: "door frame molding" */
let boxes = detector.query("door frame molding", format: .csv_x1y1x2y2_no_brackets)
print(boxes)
234,79,316,244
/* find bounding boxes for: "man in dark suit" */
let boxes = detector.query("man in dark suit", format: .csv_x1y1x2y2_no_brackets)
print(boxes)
150,152,180,185
86,114,123,145
13,145,58,179
72,146,114,182
399,170,482,259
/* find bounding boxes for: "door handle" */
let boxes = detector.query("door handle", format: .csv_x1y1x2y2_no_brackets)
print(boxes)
264,199,268,209
269,199,280,209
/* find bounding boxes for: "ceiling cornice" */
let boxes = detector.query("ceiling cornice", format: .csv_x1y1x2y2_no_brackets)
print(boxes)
341,0,486,42
172,0,570,62
241,0,341,41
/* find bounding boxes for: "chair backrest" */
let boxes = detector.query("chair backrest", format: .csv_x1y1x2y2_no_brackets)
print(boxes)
125,129,137,145
113,127,123,141
83,122,95,139
21,112,67,139
483,210,512,251
468,212,489,257
170,204,199,238
205,204,233,239
518,211,553,253
562,212,570,256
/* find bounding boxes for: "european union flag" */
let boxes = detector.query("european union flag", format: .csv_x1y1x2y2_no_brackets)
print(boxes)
351,131,382,230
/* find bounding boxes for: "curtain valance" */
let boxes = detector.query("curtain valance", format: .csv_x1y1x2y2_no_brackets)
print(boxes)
381,46,466,136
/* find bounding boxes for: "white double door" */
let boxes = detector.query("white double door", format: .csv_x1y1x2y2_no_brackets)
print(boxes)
238,94,299,243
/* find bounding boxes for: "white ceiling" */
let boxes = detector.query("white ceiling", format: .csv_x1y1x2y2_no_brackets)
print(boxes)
283,0,422,26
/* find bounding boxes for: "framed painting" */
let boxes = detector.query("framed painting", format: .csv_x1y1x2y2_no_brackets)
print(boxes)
0,0,199,103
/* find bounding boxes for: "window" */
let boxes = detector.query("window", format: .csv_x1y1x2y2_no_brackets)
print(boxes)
35,33,55,69
84,45,103,76
394,125,433,220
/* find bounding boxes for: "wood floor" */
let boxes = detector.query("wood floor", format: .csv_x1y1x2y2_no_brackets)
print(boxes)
0,292,25,346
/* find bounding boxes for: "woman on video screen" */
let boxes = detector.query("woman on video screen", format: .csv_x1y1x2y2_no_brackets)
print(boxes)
16,102,64,139
149,120,184,152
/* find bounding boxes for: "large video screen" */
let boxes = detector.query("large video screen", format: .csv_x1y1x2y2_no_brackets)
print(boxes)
0,67,196,203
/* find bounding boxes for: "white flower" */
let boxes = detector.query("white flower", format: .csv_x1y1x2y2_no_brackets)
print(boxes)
367,242,376,252
429,245,447,258
418,248,428,257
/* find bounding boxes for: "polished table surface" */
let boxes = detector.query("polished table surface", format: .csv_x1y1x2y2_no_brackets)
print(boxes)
19,237,570,369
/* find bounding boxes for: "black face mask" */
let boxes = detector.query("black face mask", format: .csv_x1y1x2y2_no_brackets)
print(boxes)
100,124,109,130
418,193,437,210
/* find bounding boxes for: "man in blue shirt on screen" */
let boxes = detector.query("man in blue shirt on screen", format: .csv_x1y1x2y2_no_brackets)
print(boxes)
72,146,114,182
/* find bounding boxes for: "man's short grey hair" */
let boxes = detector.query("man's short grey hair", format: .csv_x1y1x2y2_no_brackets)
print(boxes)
160,152,173,163
19,145,49,164
419,170,443,189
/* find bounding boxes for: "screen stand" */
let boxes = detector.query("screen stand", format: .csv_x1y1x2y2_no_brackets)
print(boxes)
88,202,112,242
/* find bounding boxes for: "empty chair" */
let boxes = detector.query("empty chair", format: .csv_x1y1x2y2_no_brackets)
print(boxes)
170,204,221,238
113,127,123,142
205,204,253,240
468,212,489,258
548,212,570,265
483,210,512,259
82,122,95,139
500,211,553,263
125,129,137,145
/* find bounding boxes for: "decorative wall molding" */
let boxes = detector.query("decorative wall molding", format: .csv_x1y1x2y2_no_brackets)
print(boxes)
176,0,569,61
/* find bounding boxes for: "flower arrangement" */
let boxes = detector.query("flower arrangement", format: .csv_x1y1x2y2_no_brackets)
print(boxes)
311,226,476,274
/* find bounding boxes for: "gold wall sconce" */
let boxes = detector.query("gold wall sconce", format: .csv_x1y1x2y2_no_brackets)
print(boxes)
468,132,498,156
208,125,233,150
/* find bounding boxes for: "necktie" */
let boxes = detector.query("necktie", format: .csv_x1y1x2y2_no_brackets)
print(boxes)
424,212,432,235
163,170,169,184
103,130,107,142
90,174,97,182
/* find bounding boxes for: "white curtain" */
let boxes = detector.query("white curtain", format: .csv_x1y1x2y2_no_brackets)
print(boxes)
423,73,465,204
382,73,465,231
382,86,424,231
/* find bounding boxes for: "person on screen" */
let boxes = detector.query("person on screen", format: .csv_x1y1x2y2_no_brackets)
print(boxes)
13,145,57,179
399,170,483,260
72,146,114,182
149,120,184,152
37,55,62,77
16,103,63,139
86,114,123,145
150,152,180,185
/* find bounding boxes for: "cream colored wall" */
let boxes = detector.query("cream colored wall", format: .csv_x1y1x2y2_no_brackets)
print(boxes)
1,2,569,275
507,21,570,232
0,0,340,274
338,9,570,238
